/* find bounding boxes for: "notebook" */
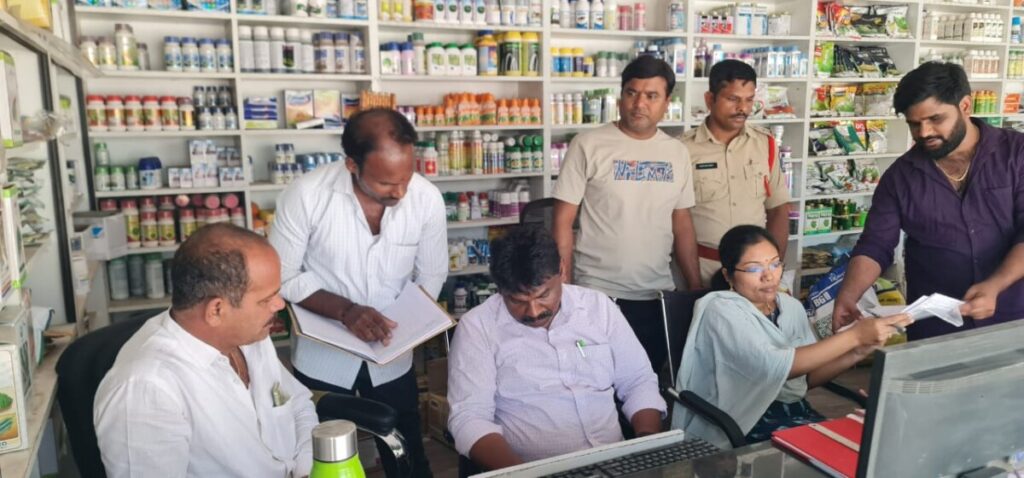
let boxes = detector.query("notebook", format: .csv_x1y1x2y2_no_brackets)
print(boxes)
291,282,456,365
771,414,864,478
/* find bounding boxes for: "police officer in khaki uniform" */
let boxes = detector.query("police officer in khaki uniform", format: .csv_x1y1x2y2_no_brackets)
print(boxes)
682,60,792,285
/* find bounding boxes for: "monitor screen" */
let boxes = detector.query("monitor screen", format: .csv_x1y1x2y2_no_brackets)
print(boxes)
858,320,1024,478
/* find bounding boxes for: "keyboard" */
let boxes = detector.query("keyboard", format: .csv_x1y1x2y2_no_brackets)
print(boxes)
542,438,720,478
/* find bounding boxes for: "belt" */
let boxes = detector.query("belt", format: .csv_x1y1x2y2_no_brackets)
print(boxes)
698,244,720,262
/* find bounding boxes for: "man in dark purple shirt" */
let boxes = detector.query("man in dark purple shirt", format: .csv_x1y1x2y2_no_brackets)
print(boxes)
832,62,1024,341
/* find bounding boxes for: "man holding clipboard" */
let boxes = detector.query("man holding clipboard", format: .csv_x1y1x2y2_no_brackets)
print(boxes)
270,109,448,478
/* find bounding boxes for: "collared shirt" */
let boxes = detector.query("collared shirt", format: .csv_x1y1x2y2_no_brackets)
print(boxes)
552,123,696,300
851,118,1024,340
447,284,666,462
681,122,791,253
94,311,319,478
671,291,816,449
269,161,448,388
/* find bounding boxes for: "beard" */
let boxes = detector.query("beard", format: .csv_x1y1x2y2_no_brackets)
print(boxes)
915,116,968,160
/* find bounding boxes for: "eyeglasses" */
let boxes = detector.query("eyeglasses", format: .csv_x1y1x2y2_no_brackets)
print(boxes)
734,261,784,274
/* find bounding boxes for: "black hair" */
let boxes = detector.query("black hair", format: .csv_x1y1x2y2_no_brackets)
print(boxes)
341,108,418,169
171,223,268,311
621,55,676,97
710,225,780,291
893,62,971,116
489,225,561,295
708,59,757,97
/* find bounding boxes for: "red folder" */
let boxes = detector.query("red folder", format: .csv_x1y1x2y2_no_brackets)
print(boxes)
771,416,863,478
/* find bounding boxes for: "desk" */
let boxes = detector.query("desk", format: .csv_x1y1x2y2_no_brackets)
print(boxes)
623,441,827,478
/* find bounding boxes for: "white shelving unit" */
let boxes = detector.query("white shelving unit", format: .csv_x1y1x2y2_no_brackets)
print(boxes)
73,0,1024,309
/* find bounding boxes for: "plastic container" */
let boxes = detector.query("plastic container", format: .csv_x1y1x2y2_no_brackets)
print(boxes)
334,32,351,73
179,209,197,240
108,259,130,300
139,157,163,190
178,97,196,130
476,33,498,76
124,95,143,131
270,27,286,73
98,37,118,71
145,254,166,299
114,23,139,70
238,26,255,73
158,210,176,246
163,36,182,71
216,39,234,72
122,199,141,248
460,43,476,76
86,95,107,132
160,96,180,130
80,37,99,67
521,32,539,76
427,41,446,75
105,95,126,132
181,37,200,72
141,212,159,248
301,30,316,73
253,26,271,73
128,255,146,297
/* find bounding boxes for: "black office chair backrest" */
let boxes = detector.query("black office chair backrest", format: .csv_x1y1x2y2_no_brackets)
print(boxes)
660,289,711,382
56,317,150,478
519,197,556,229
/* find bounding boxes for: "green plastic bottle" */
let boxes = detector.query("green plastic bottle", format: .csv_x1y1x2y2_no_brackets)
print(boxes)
309,421,366,478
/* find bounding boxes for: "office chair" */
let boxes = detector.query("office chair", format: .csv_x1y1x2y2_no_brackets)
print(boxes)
657,289,748,449
659,290,868,449
56,316,408,477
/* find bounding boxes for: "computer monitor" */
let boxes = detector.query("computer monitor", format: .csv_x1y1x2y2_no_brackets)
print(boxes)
858,320,1024,478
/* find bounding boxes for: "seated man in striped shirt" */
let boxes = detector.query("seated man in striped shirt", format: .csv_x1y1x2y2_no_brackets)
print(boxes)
447,225,666,472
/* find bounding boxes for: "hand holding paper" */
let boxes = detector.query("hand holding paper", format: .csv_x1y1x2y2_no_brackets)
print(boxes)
960,280,1001,319
865,293,966,328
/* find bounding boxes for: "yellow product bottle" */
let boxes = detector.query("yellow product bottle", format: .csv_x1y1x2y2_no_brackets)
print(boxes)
559,47,574,76
476,34,499,76
572,47,585,77
501,31,522,76
521,32,539,76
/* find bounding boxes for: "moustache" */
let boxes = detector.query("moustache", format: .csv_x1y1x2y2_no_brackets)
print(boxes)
519,311,554,324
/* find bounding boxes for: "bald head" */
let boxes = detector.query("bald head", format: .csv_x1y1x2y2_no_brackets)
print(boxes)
170,223,274,311
341,108,418,170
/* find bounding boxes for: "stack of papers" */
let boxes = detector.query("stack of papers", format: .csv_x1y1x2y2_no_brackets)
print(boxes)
291,283,456,365
866,293,965,327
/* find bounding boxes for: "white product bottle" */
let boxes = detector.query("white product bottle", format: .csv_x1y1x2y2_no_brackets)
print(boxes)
575,0,590,29
484,0,500,25
500,0,514,25
528,0,541,26
604,0,616,30
339,0,354,17
253,26,271,73
446,0,459,22
459,0,473,23
590,0,603,30
351,33,366,73
558,0,571,28
515,0,528,26
238,26,255,72
474,0,486,24
270,27,286,73
301,30,315,73
285,28,302,73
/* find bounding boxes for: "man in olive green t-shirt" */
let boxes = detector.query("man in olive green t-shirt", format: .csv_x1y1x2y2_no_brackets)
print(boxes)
552,56,702,374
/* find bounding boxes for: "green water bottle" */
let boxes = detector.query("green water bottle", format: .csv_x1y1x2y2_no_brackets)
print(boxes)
310,420,366,478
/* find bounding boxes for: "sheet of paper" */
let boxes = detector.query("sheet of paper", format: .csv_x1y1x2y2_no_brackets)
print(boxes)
291,282,455,364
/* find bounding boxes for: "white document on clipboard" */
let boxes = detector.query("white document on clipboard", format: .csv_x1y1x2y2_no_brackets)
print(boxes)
291,282,456,364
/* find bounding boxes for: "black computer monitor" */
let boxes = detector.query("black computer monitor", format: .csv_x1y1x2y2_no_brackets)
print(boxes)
858,320,1024,478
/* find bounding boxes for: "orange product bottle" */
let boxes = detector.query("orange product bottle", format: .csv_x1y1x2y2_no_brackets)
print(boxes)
529,98,541,124
496,99,510,125
508,98,522,125
481,94,497,125
445,98,457,125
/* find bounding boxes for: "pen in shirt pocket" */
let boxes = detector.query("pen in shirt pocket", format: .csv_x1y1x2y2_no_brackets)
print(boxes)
576,339,587,358
272,382,290,407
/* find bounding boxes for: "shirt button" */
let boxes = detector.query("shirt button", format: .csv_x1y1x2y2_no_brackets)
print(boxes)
732,202,738,206
730,175,736,180
970,229,975,234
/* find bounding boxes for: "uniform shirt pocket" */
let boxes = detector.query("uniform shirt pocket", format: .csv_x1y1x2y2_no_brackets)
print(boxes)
694,165,728,203
744,161,770,200
383,244,418,279
259,399,298,462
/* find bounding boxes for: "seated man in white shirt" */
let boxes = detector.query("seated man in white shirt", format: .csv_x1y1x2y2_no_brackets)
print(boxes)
447,225,667,472
94,223,319,478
